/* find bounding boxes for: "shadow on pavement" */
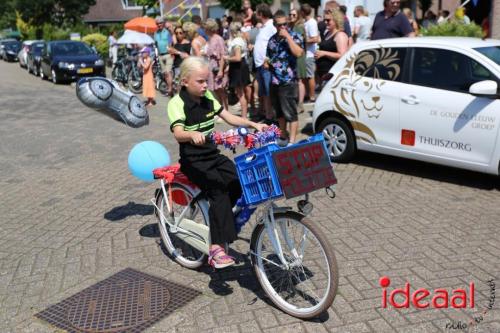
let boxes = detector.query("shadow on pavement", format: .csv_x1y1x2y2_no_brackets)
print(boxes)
353,151,500,190
200,246,330,323
148,229,330,321
104,201,154,221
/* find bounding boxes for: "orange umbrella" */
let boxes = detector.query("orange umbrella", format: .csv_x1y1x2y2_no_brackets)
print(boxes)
124,16,158,34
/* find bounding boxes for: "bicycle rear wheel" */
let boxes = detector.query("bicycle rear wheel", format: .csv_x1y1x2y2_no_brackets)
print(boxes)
250,211,338,319
156,183,209,269
127,68,143,94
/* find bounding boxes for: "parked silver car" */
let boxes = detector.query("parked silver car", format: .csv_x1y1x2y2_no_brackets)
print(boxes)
18,40,43,68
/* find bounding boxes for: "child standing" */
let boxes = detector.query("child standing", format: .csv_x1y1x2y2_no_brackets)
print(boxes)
138,47,156,107
167,57,266,269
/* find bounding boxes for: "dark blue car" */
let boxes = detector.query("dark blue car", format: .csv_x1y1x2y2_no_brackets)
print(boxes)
1,40,21,62
40,40,105,84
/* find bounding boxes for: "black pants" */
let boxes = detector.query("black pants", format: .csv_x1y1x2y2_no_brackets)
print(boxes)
180,154,242,244
270,83,298,122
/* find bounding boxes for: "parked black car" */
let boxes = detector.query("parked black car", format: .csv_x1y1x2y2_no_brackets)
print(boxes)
1,40,21,62
40,40,105,84
27,42,45,76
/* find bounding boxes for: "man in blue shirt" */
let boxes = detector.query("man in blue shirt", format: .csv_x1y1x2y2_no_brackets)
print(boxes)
154,16,173,94
371,0,415,40
192,15,209,41
266,10,304,145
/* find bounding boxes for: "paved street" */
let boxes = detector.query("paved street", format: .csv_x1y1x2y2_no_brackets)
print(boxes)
0,60,499,333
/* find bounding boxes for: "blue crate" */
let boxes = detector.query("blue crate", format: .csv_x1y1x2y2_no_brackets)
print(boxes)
235,144,283,205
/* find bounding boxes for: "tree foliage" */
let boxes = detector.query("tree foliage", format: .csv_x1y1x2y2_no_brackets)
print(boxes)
0,0,18,30
82,33,108,58
421,21,483,38
2,0,96,37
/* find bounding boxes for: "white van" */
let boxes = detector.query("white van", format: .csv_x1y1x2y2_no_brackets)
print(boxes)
313,37,500,175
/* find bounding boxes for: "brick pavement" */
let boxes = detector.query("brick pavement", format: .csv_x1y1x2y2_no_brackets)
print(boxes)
0,61,499,333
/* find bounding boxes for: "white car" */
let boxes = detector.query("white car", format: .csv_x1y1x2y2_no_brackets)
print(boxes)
313,37,500,175
18,40,42,68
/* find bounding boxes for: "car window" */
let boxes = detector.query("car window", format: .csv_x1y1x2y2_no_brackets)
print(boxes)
410,48,498,93
52,42,93,56
475,46,500,66
354,47,407,82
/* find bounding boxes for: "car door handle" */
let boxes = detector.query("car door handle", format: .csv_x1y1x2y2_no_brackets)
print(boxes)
401,95,420,105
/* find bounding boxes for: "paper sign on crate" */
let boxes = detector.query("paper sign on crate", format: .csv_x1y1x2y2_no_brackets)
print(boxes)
272,138,337,199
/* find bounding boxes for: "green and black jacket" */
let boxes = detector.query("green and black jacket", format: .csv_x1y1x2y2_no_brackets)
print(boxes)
167,88,223,159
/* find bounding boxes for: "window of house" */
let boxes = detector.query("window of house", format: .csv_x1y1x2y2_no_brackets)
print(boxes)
122,0,141,9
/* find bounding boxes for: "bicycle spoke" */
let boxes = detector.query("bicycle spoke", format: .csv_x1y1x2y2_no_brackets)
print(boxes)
255,215,334,315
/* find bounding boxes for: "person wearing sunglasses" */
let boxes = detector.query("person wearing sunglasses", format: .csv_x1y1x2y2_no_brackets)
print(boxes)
371,0,415,40
314,9,348,88
265,10,304,146
169,27,191,90
154,16,174,95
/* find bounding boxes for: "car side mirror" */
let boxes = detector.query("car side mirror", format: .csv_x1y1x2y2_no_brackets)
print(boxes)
469,80,499,98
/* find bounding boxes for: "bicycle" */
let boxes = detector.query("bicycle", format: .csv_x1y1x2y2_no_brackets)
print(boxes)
151,53,169,96
149,128,339,319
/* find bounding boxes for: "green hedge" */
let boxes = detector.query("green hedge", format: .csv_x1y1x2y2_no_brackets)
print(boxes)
82,33,108,59
421,21,483,38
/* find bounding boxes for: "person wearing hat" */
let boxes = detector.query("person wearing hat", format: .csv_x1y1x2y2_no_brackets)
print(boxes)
138,47,156,107
154,16,174,95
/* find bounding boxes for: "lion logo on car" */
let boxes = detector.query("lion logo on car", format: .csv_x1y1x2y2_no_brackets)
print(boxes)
330,48,402,144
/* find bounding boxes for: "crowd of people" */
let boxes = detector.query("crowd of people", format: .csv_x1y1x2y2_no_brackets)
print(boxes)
109,0,477,144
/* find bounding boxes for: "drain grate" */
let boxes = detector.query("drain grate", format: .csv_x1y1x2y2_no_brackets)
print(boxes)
36,268,201,333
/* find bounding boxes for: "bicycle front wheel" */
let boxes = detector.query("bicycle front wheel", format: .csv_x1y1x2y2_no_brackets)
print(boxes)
250,211,338,319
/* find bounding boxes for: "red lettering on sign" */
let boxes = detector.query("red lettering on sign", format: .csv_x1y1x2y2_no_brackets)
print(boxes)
272,141,337,199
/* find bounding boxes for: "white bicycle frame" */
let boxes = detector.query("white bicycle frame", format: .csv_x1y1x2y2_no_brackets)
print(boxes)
152,178,302,268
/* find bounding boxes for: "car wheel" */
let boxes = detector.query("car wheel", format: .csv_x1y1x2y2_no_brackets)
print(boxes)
51,69,59,84
317,116,356,163
40,68,46,80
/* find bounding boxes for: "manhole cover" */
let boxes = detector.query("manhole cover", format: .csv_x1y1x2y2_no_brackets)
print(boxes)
36,268,201,333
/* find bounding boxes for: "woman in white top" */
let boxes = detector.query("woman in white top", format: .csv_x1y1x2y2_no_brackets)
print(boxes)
224,22,251,119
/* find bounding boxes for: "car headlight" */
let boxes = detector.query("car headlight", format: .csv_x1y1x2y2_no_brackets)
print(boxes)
94,59,104,66
6,50,15,55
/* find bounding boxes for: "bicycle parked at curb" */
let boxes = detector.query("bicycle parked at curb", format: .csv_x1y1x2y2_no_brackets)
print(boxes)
147,127,339,319
151,52,169,96
111,49,143,94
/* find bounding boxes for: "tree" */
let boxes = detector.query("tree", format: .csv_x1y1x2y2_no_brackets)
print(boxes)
418,0,433,19
15,0,96,38
136,0,158,15
0,0,17,30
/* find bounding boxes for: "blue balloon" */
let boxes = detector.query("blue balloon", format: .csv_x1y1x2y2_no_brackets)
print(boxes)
128,141,171,182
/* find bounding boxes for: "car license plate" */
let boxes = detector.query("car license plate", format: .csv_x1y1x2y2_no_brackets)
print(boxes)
77,68,93,74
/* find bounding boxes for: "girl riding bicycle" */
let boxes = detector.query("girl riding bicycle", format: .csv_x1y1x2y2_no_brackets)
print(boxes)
167,56,267,268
